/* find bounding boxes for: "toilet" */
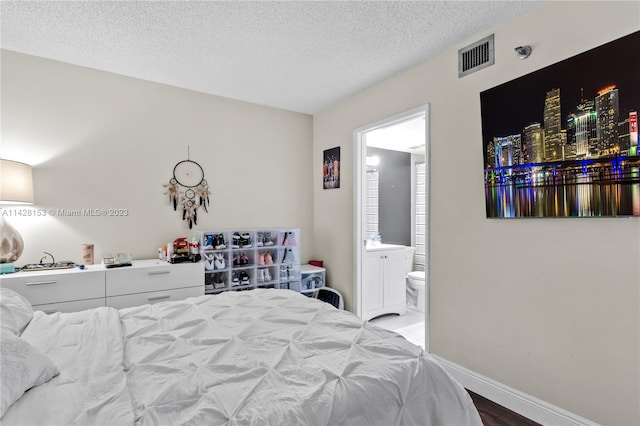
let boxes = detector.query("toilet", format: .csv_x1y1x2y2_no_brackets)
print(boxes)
402,247,426,313
406,271,426,313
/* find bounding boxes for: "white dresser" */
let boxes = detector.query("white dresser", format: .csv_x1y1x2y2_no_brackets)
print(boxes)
0,260,203,313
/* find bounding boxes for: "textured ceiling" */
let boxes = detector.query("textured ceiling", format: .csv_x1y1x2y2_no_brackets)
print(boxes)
1,1,542,114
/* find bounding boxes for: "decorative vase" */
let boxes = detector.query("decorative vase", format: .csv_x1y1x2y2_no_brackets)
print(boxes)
0,217,24,263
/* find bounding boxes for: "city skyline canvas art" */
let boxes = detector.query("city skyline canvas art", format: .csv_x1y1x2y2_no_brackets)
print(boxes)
323,146,340,189
481,31,640,218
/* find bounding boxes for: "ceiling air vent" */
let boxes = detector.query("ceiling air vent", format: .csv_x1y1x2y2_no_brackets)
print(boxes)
458,34,494,78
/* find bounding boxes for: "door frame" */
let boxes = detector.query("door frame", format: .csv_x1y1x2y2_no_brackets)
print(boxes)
353,104,430,347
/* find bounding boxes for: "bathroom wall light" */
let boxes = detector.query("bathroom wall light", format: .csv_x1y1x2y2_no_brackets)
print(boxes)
0,159,34,270
366,156,380,167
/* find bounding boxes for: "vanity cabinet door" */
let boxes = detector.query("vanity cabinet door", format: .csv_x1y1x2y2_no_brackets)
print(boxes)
384,249,408,315
363,252,385,320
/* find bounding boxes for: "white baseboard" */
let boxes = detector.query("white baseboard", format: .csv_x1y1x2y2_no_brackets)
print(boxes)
432,355,601,426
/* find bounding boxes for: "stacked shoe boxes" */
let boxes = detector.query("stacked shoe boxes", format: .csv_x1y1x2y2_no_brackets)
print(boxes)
195,228,301,294
300,264,326,297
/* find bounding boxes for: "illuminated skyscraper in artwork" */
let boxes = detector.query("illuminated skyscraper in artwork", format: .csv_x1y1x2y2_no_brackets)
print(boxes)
485,140,494,168
523,123,544,164
493,135,522,167
618,117,630,154
543,88,563,161
595,85,619,153
630,111,638,156
567,100,597,158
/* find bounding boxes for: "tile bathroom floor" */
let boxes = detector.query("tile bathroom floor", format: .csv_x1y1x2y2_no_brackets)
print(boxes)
368,307,426,350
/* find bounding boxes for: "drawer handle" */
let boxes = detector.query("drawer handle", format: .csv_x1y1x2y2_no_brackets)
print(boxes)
25,280,57,286
148,295,171,301
43,310,58,314
148,271,170,276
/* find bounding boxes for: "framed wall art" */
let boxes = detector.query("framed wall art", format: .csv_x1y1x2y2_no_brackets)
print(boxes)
323,146,340,189
481,31,639,218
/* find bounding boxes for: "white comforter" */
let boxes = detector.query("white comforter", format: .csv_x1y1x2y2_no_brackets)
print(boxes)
5,289,481,425
4,307,134,425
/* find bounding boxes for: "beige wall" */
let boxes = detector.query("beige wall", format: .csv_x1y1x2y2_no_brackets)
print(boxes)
1,51,314,265
313,2,639,425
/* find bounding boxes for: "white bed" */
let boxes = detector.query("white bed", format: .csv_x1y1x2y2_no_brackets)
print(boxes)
1,288,481,425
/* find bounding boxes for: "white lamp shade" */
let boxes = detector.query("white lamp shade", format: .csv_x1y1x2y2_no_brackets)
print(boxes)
0,159,34,204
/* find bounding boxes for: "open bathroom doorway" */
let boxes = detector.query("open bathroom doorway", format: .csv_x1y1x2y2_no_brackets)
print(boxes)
353,104,430,351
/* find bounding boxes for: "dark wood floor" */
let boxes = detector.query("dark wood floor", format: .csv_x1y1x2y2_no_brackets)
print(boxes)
467,390,541,426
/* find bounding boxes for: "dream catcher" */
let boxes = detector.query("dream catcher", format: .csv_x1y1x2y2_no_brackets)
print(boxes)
164,149,210,229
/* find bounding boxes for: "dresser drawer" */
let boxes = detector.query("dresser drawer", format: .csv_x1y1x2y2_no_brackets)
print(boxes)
33,297,106,314
105,286,203,309
106,261,202,296
1,270,105,305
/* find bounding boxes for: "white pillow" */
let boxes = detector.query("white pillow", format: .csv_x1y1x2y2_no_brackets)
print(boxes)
0,288,34,335
0,329,59,418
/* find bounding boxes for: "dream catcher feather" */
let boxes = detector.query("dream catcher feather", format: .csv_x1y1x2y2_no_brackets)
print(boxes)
164,151,210,229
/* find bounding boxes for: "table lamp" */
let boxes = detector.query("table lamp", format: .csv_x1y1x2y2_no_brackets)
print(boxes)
0,159,34,274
